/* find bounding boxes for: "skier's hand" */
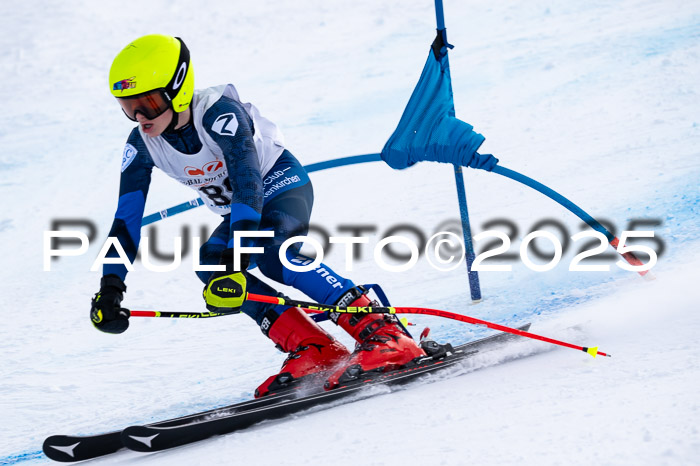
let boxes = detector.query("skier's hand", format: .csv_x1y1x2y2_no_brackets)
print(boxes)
90,275,130,334
203,249,248,313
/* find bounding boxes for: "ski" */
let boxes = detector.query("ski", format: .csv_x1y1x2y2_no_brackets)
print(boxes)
120,324,531,453
43,324,529,462
42,388,305,462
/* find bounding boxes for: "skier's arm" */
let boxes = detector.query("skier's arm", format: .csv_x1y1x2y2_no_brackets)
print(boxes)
92,129,154,334
203,98,262,250
103,129,155,280
200,98,261,313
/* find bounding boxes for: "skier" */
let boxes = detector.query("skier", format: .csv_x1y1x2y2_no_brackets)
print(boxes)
90,34,425,395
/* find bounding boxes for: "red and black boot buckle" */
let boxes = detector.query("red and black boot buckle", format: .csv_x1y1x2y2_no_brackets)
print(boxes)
255,308,349,398
324,290,426,389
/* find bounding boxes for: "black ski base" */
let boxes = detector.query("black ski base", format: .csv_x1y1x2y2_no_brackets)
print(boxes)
43,324,529,462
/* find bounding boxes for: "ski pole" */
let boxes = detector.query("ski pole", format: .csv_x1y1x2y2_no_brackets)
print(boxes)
132,293,611,358
246,293,610,358
130,310,234,318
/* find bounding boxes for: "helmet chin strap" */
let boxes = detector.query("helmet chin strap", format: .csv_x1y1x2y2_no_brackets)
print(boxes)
164,107,193,134
163,109,180,134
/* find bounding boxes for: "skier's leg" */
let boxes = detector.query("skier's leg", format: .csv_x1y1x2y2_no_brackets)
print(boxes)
196,214,287,324
256,214,425,390
255,182,356,305
197,212,349,398
253,305,349,397
242,265,350,398
254,161,425,391
324,287,426,390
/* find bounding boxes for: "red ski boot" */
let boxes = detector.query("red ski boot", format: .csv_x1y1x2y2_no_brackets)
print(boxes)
324,290,426,390
255,307,349,398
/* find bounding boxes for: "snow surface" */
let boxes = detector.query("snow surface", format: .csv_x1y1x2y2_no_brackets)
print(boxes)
1,0,699,465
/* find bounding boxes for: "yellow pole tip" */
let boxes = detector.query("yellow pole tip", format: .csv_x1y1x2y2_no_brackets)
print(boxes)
587,346,598,358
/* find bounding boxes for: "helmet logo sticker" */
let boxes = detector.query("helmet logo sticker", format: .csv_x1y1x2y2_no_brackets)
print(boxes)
113,77,136,92
173,62,187,91
212,113,238,137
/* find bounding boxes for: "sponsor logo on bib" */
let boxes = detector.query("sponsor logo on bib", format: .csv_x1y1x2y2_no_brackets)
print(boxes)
184,161,224,177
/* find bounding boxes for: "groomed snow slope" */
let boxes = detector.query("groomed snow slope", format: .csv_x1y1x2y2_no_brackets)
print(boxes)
1,0,698,464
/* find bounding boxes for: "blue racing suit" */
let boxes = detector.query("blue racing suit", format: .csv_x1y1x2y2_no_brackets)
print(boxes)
104,86,356,328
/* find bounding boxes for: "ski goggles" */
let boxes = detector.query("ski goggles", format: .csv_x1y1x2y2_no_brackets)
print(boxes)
116,89,172,121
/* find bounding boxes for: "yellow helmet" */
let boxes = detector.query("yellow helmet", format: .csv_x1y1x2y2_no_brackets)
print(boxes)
109,34,194,118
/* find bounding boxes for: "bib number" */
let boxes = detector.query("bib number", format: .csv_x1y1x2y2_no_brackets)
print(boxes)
199,177,233,207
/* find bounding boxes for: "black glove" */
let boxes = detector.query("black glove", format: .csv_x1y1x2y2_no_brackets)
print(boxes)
91,275,130,334
203,249,248,313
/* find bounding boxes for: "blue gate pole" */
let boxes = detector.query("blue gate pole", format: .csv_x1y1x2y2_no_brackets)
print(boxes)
435,0,446,29
436,0,482,301
454,165,482,301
